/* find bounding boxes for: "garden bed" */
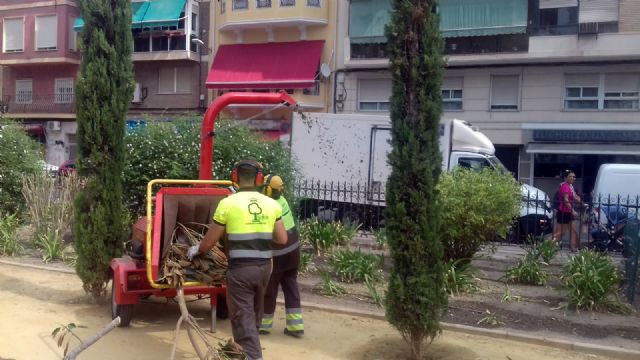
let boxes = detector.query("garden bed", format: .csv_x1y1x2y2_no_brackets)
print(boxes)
296,235,640,348
4,226,640,350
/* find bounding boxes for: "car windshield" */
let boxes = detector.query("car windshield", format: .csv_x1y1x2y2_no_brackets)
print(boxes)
486,156,509,174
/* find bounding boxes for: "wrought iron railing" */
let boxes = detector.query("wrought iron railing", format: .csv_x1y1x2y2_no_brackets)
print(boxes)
0,94,75,114
290,179,640,305
280,0,295,6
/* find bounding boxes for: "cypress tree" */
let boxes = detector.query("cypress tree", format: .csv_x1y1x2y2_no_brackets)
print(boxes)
73,0,134,300
384,1,447,358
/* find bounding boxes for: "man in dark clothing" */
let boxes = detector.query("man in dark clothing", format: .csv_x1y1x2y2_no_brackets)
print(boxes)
188,160,287,360
259,175,304,338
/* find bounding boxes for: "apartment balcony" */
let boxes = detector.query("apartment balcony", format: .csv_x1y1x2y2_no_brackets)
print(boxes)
0,94,76,119
217,0,328,32
132,30,200,62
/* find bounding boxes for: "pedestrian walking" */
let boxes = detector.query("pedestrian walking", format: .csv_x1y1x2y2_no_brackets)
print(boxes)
188,160,287,360
259,175,304,338
552,169,583,252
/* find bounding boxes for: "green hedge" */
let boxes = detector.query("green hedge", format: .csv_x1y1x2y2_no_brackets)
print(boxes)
438,168,520,261
123,118,297,215
0,122,42,215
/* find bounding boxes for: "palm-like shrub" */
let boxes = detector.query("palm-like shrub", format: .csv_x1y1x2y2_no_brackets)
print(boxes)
562,250,628,313
329,249,382,283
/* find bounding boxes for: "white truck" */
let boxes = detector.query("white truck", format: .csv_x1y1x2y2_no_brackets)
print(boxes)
291,112,551,239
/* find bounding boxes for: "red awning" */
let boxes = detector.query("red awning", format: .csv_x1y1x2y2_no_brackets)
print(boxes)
206,40,325,90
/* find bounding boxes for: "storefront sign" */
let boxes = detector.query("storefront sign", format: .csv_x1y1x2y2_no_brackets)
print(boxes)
533,130,640,143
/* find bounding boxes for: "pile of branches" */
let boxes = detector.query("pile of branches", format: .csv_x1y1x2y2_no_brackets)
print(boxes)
160,222,247,360
160,223,228,287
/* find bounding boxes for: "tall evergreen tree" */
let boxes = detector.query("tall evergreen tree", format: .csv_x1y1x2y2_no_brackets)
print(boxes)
73,0,133,300
384,1,447,358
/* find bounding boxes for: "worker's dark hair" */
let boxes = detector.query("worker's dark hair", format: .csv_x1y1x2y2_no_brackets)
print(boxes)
231,159,264,186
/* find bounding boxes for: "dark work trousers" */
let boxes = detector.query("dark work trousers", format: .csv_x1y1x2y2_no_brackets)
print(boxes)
226,261,271,360
263,246,301,316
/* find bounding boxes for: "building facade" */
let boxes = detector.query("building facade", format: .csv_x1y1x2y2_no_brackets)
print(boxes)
0,0,208,166
207,0,336,141
334,0,640,197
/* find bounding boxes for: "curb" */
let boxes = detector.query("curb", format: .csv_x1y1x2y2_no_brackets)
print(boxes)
0,259,75,274
3,259,638,360
288,299,640,360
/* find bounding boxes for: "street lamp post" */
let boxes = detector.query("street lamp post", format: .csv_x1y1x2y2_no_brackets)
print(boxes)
191,38,212,110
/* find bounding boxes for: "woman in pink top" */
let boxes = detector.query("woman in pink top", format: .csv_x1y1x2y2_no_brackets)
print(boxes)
552,170,581,251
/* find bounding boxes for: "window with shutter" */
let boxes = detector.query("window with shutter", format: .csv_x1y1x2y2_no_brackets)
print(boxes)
36,15,58,50
159,67,192,94
69,17,77,51
3,18,24,52
490,75,520,110
579,0,619,23
358,78,391,112
604,73,639,110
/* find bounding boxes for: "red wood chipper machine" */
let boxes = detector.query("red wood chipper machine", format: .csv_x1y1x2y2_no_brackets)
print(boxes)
109,91,298,331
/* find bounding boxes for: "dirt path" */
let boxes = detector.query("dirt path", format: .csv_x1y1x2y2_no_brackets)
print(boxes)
0,263,625,360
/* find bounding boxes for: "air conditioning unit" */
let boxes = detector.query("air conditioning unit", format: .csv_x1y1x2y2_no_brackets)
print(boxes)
132,83,142,103
47,121,61,132
579,22,598,35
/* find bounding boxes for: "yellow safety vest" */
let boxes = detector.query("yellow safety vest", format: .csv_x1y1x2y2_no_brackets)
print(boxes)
213,190,282,260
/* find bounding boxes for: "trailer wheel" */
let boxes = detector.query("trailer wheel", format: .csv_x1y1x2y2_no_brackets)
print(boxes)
215,293,229,319
111,279,134,327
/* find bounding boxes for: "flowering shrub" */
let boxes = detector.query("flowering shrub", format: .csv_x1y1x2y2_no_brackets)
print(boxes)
122,117,297,215
0,122,42,215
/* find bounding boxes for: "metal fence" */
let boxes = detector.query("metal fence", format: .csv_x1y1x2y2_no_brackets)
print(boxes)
291,179,640,305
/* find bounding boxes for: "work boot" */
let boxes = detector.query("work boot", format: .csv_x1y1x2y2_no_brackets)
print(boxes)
284,328,304,338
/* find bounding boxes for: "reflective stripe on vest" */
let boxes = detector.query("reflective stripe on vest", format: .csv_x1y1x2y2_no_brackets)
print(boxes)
229,249,272,259
272,241,300,257
214,191,282,260
228,232,272,241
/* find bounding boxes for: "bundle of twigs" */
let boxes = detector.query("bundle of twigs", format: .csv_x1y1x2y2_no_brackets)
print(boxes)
160,222,228,287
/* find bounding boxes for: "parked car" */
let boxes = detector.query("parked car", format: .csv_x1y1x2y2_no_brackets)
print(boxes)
57,160,76,176
589,164,640,254
508,183,552,242
38,160,59,177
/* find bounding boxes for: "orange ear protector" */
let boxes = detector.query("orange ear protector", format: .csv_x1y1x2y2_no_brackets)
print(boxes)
231,160,264,187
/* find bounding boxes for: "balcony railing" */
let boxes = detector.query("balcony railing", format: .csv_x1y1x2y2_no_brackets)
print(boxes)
0,94,75,114
307,0,320,6
280,0,295,5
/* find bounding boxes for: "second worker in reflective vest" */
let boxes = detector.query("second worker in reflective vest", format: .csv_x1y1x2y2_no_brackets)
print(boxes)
188,160,287,360
259,175,304,338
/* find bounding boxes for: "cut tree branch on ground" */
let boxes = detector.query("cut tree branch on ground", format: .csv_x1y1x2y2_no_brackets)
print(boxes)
170,287,246,360
62,317,121,360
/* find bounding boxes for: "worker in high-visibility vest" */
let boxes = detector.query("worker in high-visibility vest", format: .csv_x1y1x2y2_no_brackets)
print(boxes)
259,175,304,338
188,160,287,360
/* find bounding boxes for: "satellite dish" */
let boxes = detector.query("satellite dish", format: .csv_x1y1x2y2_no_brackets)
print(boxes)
319,63,331,79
